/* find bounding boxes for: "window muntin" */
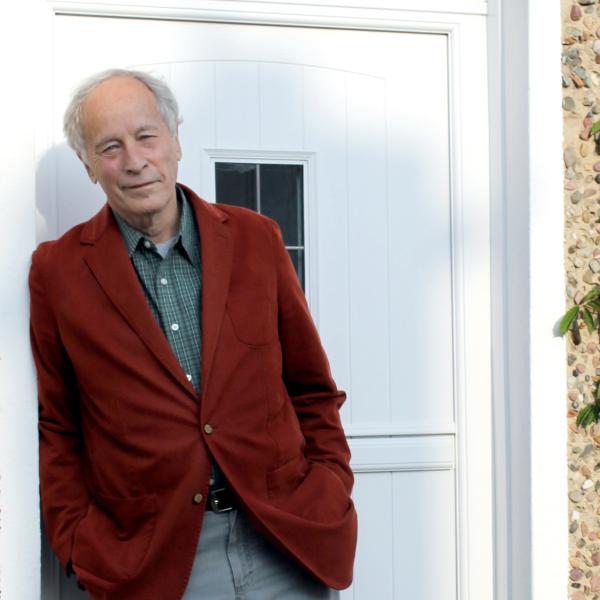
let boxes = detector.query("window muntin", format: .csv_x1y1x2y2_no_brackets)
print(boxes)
215,162,305,289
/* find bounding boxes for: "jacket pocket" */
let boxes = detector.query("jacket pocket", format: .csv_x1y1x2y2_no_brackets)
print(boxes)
266,453,309,498
71,492,158,590
226,295,276,346
268,460,352,523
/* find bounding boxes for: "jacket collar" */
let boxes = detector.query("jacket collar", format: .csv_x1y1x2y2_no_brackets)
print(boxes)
80,184,233,402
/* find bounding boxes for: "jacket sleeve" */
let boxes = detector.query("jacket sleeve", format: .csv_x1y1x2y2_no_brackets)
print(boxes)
268,220,353,495
29,245,91,570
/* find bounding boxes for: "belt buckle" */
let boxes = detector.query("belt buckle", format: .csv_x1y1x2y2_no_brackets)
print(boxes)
210,487,233,512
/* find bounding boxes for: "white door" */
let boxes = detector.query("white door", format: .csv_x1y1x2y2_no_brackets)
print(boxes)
40,11,492,600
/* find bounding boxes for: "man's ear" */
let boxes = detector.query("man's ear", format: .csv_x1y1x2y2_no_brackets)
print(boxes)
78,153,97,184
175,129,182,161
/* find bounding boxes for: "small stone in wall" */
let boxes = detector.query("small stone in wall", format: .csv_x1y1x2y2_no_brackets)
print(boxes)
571,490,585,502
571,567,584,581
567,145,579,165
565,96,577,111
581,119,593,139
573,72,586,87
573,4,584,20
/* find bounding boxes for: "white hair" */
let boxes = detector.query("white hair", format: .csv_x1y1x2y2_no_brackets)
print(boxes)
63,68,181,160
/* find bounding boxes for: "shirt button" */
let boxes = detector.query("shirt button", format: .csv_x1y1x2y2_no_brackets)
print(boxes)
192,493,203,504
143,240,152,248
160,277,168,285
171,323,179,331
209,477,215,486
186,373,192,382
204,423,214,435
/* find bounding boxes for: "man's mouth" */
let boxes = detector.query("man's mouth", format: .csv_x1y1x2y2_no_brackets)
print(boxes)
125,181,156,190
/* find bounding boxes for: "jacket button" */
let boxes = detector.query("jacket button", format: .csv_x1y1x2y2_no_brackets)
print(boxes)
204,423,214,434
192,493,203,504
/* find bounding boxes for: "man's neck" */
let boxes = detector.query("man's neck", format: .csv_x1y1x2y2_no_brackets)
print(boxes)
114,193,181,243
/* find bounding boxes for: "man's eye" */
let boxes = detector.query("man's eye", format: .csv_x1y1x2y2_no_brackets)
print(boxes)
102,145,119,154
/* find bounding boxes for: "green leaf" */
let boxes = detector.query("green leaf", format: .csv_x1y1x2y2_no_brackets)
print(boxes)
595,382,600,401
560,305,580,335
583,288,600,304
577,404,598,428
587,300,600,312
591,120,600,137
584,308,595,332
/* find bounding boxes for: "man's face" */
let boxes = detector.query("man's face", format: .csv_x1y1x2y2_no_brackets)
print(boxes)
79,76,181,226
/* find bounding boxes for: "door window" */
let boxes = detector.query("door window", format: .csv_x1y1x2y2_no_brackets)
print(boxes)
215,162,305,288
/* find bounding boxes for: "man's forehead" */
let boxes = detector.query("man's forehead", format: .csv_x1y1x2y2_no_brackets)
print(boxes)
85,76,155,108
80,76,163,138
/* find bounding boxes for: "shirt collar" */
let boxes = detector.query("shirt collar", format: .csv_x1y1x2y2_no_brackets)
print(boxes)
113,186,200,267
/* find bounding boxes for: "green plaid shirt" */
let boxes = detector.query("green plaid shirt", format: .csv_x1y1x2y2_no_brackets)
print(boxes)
113,186,202,393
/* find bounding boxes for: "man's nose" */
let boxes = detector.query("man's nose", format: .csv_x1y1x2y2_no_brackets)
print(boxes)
122,142,147,173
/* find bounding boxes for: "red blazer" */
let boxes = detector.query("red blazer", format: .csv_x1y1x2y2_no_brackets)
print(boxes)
29,185,357,599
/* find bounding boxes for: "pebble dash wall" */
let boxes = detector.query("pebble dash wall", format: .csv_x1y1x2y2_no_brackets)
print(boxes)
562,2,600,599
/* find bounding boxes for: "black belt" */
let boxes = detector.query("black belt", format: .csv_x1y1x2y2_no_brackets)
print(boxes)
206,487,236,512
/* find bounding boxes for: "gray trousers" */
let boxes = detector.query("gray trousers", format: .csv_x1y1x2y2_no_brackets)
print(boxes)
181,508,340,599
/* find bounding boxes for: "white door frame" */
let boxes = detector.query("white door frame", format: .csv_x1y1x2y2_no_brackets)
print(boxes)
40,4,494,599
487,0,568,599
0,1,568,599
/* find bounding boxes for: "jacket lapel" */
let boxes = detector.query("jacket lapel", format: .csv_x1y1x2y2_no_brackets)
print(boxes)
182,185,234,399
81,205,197,400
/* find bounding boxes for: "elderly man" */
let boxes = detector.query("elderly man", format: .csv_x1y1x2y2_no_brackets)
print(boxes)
29,69,357,599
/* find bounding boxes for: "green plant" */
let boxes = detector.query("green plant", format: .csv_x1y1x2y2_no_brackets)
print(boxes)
560,287,600,346
576,383,600,429
560,287,600,428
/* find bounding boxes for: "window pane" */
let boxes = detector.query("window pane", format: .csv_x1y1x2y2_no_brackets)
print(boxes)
259,164,303,247
287,249,304,289
215,162,257,210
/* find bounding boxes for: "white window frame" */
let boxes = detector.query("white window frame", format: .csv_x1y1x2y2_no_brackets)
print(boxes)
206,149,317,312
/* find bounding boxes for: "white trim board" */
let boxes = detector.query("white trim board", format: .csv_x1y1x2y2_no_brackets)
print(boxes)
51,0,489,18
34,4,494,600
0,2,43,599
487,0,568,599
349,436,456,473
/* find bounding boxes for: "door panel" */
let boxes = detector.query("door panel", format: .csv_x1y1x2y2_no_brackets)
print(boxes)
43,14,486,600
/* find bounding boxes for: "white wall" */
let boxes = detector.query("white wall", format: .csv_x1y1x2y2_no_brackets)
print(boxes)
0,1,42,599
0,0,570,599
488,0,568,599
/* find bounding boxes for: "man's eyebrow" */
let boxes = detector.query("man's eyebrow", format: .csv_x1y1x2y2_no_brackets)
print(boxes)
135,125,159,135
